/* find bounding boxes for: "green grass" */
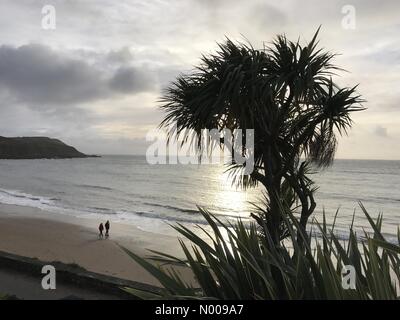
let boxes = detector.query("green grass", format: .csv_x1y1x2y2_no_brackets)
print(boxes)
122,202,400,300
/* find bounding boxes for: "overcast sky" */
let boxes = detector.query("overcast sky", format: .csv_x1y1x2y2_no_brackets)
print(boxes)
0,0,399,159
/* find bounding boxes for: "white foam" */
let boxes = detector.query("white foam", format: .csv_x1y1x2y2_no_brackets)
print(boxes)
0,188,56,209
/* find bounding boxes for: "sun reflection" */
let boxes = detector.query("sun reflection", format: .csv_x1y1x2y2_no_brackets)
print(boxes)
209,170,254,219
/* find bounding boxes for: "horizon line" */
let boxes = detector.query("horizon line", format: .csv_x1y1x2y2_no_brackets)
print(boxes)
92,154,400,161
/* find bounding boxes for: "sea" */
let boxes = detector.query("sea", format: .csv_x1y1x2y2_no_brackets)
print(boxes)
0,156,399,242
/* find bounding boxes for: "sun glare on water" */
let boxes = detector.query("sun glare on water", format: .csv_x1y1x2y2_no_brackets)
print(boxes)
207,169,255,219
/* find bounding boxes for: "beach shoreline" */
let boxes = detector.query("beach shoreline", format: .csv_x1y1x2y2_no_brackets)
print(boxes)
0,203,193,288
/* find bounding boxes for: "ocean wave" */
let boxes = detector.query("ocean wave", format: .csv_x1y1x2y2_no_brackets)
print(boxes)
0,187,210,225
140,201,252,221
0,188,56,208
75,184,113,191
338,169,400,176
317,192,400,204
0,188,396,244
88,206,118,214
308,225,399,245
141,202,200,215
374,196,400,202
117,209,211,225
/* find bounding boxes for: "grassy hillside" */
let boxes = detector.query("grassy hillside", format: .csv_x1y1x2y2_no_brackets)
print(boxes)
0,137,89,159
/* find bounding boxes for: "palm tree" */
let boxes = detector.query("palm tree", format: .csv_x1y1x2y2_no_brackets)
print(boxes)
159,28,364,243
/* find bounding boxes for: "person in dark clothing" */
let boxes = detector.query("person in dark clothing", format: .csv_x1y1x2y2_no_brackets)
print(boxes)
99,223,104,239
105,220,110,238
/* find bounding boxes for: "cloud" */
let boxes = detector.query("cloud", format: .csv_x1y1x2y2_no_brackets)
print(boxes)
374,125,388,137
0,42,164,154
67,136,150,155
247,3,288,30
109,66,154,93
106,47,134,65
0,44,155,109
0,0,399,158
0,44,102,106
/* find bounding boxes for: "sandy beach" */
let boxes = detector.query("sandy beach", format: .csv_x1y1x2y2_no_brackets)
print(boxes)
0,204,194,287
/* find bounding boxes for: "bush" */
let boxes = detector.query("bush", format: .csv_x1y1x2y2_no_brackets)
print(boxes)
122,202,399,300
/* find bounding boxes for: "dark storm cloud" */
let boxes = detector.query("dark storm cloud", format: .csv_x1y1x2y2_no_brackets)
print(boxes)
0,44,105,106
0,44,155,108
109,66,154,93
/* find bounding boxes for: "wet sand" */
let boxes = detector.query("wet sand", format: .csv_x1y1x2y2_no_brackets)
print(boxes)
0,204,195,287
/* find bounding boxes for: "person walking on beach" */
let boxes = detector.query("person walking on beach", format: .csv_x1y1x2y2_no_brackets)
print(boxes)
105,220,110,238
99,223,104,239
